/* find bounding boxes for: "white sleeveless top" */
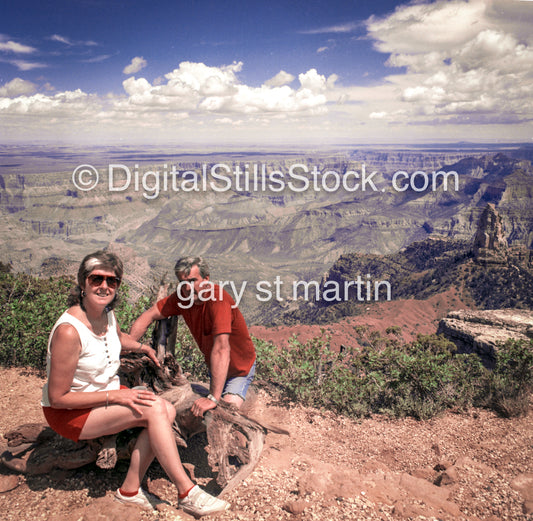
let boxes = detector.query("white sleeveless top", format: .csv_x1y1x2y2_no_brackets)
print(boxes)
41,310,122,407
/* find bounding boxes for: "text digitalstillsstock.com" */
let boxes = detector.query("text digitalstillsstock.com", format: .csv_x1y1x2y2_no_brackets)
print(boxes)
175,276,392,309
72,163,459,199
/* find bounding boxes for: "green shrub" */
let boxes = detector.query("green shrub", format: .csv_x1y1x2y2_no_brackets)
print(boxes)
359,338,486,419
172,320,208,381
0,272,72,368
251,329,530,420
0,271,151,370
114,285,151,333
478,339,533,417
253,336,280,383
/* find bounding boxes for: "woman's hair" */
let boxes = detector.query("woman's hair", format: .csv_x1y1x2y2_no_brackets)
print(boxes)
67,250,124,310
174,256,210,279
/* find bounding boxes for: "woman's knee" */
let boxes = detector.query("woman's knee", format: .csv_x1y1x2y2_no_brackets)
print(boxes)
164,399,177,422
146,396,175,422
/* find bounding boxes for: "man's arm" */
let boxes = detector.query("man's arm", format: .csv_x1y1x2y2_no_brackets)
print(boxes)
208,333,231,400
129,303,167,341
190,333,231,417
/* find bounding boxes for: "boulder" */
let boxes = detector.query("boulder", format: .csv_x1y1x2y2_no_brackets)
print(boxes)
437,309,533,367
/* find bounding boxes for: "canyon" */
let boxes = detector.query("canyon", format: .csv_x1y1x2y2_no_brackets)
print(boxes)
0,145,532,324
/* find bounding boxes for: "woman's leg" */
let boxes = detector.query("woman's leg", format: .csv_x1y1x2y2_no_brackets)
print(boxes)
80,396,194,494
119,400,176,492
120,429,154,492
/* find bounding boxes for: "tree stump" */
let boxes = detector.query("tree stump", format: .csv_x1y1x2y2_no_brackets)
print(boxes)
151,282,178,358
1,354,287,494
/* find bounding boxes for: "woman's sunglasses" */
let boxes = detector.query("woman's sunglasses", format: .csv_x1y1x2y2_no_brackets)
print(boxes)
87,274,121,289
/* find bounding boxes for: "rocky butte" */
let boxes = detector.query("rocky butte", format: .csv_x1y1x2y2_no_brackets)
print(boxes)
437,205,533,366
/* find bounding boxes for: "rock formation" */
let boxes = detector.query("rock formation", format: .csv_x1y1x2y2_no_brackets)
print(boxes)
438,204,533,364
437,309,533,367
473,203,508,264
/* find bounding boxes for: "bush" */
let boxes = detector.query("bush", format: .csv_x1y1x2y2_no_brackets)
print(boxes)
172,320,208,381
358,337,486,419
478,339,533,417
0,271,151,370
252,329,530,420
114,285,152,333
253,336,280,383
0,272,72,368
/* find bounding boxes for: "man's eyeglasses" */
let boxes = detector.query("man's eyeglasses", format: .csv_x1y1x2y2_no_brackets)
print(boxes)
87,274,121,289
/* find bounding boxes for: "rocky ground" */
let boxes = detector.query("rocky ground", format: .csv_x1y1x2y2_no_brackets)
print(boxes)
0,367,532,521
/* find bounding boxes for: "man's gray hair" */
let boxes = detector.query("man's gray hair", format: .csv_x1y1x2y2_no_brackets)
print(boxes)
174,256,210,278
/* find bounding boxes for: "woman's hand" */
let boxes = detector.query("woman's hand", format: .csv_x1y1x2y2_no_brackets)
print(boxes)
142,345,161,367
110,388,157,415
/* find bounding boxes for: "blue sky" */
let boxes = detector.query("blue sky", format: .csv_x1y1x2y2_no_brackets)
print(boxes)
1,0,532,145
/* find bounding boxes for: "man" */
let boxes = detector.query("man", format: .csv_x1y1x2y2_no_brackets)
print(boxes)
130,256,256,417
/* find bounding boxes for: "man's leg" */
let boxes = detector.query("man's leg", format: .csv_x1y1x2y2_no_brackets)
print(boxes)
222,393,244,408
221,361,255,408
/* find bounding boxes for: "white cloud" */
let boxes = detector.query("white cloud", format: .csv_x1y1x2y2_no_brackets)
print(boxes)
300,22,360,34
317,46,329,54
485,0,533,43
7,60,47,71
0,89,98,117
298,69,327,91
123,56,147,75
123,77,152,96
50,34,73,46
215,117,243,126
50,34,99,47
164,61,242,96
199,83,327,114
0,38,36,54
386,51,447,73
363,0,533,125
367,0,490,54
116,61,332,116
455,29,530,72
0,78,37,97
82,54,111,63
264,70,295,87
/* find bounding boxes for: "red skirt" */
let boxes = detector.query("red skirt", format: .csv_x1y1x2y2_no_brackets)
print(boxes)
42,406,92,442
42,385,127,442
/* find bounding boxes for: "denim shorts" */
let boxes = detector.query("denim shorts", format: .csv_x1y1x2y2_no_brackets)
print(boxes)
222,361,256,400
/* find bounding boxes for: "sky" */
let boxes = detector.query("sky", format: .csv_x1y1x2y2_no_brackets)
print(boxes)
1,0,532,146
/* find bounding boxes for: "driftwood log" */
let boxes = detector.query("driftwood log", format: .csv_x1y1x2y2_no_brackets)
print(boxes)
1,353,287,495
151,282,178,359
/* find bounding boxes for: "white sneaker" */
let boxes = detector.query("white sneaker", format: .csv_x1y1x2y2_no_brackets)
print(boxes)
179,485,230,517
115,487,163,510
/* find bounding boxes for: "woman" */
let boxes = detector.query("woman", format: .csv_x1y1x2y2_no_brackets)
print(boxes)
41,250,229,518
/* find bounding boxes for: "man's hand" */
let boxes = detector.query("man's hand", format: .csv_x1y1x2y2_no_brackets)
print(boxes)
190,396,217,417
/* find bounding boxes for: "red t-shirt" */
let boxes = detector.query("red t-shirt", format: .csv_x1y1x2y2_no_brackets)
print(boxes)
156,285,256,377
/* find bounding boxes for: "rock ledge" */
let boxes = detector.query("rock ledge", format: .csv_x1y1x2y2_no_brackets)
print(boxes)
437,309,533,366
